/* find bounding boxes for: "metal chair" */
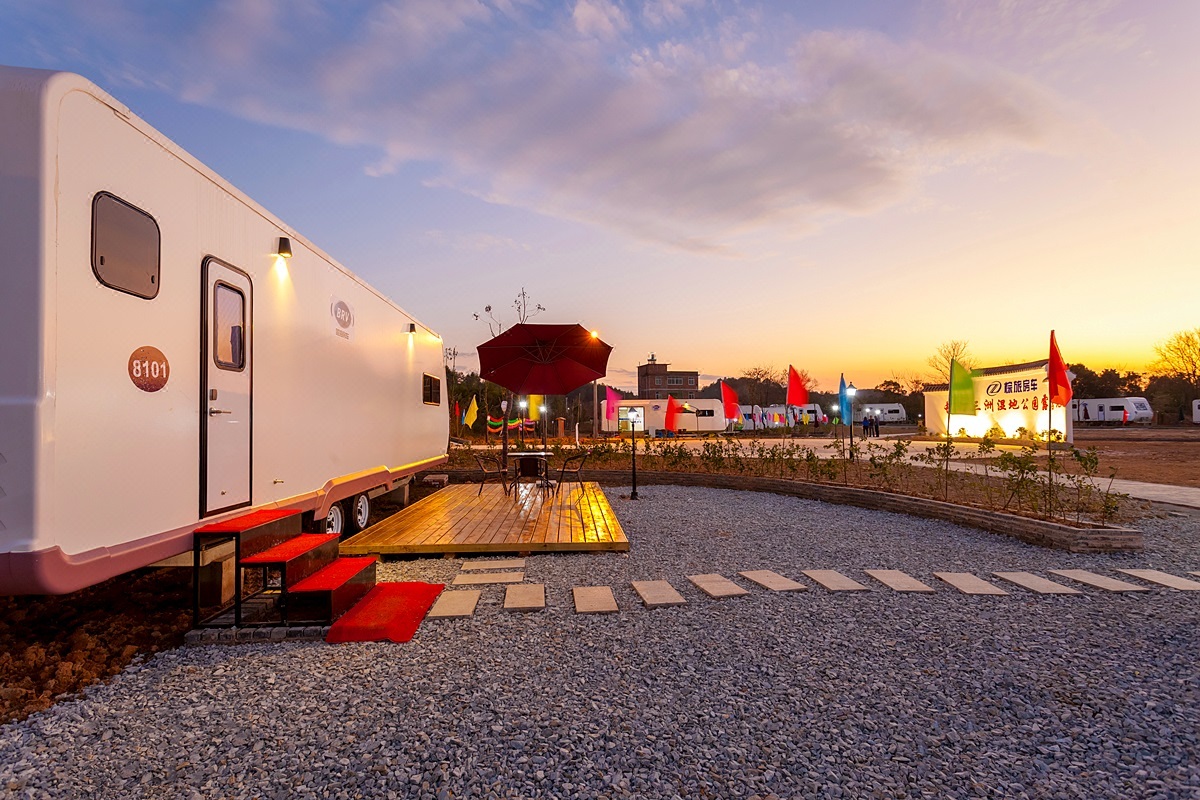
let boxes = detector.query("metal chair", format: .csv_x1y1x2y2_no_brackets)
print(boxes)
554,451,588,496
474,454,511,496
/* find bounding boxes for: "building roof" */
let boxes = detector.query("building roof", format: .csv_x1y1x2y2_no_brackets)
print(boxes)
923,359,1050,392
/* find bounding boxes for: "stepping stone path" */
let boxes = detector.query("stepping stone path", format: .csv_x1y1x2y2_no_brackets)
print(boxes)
687,574,751,599
574,586,618,614
1049,569,1150,593
993,572,1081,595
504,584,546,612
802,570,869,592
934,572,1008,596
427,590,481,619
631,580,687,608
451,572,525,586
1115,569,1200,591
460,558,526,572
417,558,1199,628
864,569,934,593
738,570,806,592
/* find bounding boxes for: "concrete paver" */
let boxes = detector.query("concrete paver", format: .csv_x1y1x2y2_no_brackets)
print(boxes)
737,570,806,592
451,572,525,586
573,586,619,614
1115,569,1200,591
687,573,751,598
427,590,481,618
802,570,869,592
461,558,527,571
631,580,687,607
993,572,1081,595
504,584,546,611
864,569,935,593
1049,569,1150,593
934,572,1008,596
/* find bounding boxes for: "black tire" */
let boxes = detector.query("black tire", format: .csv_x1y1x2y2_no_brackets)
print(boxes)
346,493,371,534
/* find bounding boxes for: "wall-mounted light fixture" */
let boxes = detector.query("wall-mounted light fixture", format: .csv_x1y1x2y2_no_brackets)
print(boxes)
276,237,293,259
407,322,417,333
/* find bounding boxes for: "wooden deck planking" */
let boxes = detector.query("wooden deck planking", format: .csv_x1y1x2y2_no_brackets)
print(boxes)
341,482,628,556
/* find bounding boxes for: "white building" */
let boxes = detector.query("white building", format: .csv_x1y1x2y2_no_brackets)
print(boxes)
923,360,1074,442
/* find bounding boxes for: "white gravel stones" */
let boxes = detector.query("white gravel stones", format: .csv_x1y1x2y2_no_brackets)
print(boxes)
3,485,1198,799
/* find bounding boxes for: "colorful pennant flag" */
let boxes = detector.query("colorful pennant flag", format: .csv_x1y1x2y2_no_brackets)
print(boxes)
786,365,809,407
605,386,621,420
1048,331,1073,407
947,358,976,416
665,395,682,431
720,381,740,421
463,396,478,427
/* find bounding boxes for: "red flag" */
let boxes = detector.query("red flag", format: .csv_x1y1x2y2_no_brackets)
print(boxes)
1048,331,1072,407
665,395,682,431
454,400,461,421
720,381,740,421
786,365,809,407
605,386,621,420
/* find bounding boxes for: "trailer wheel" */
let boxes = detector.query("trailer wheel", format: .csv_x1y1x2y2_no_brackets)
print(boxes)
325,503,346,536
348,493,371,533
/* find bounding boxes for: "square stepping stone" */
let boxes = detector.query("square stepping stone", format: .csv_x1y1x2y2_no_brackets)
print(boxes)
427,590,481,619
687,574,751,599
993,572,1081,595
504,583,545,612
801,570,869,592
864,569,935,593
451,572,525,586
461,558,527,571
1115,569,1200,591
738,570,806,592
573,586,618,614
933,572,1008,596
631,580,687,608
1048,569,1150,593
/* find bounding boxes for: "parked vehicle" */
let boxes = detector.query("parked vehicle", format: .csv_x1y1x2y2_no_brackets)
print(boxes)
601,398,727,435
860,403,907,424
1193,399,1200,425
1070,397,1153,425
0,66,448,594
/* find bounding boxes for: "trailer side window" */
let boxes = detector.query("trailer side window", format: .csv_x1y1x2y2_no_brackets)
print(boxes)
423,374,441,405
91,193,160,299
213,283,246,370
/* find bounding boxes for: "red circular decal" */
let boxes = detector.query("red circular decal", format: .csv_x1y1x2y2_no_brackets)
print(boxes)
128,346,170,392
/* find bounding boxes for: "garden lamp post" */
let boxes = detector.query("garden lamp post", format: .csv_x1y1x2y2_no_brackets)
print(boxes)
500,399,509,470
847,382,857,460
629,407,641,500
518,399,527,449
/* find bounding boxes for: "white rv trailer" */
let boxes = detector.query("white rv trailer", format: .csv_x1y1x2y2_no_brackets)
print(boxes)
741,404,829,429
601,398,727,435
860,403,908,424
0,67,448,594
1194,399,1200,424
1070,398,1153,425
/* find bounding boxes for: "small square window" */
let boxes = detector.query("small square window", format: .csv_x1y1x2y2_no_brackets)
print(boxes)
423,374,441,405
92,192,160,299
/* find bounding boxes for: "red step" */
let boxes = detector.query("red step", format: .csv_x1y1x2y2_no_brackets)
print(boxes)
195,509,302,560
240,533,339,589
288,557,378,622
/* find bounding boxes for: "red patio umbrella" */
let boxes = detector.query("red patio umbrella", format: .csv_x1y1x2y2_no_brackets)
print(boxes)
477,323,612,396
478,323,612,457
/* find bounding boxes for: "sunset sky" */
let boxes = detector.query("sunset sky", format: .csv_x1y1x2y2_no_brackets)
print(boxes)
3,1,1197,392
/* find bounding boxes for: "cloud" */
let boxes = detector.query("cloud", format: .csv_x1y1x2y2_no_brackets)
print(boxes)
14,0,1071,250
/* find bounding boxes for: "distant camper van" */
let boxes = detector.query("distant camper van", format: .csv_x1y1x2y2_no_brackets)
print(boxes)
1071,397,1153,425
860,403,908,424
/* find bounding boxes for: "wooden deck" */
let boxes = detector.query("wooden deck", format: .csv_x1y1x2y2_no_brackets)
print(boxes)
340,482,629,556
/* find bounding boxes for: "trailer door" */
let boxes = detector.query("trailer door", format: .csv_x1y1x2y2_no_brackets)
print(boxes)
201,259,252,515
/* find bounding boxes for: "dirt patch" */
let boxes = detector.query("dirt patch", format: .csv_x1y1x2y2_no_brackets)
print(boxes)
1069,428,1200,488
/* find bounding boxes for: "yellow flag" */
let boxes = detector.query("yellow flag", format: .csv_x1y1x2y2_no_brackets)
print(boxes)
464,396,478,427
527,395,543,421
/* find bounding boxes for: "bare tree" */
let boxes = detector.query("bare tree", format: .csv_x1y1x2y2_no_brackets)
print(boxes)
926,340,976,383
474,286,546,336
1149,327,1200,392
890,371,926,395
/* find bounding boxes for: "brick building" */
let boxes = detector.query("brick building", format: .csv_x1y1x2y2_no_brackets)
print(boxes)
637,354,699,399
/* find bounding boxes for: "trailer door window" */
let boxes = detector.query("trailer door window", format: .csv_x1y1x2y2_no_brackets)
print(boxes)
213,283,246,370
423,374,441,405
91,192,160,299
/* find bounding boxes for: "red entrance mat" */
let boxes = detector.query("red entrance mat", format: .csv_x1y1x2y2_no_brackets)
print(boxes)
325,582,445,644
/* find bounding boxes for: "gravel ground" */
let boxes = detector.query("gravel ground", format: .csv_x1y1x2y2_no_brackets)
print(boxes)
2,486,1198,799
